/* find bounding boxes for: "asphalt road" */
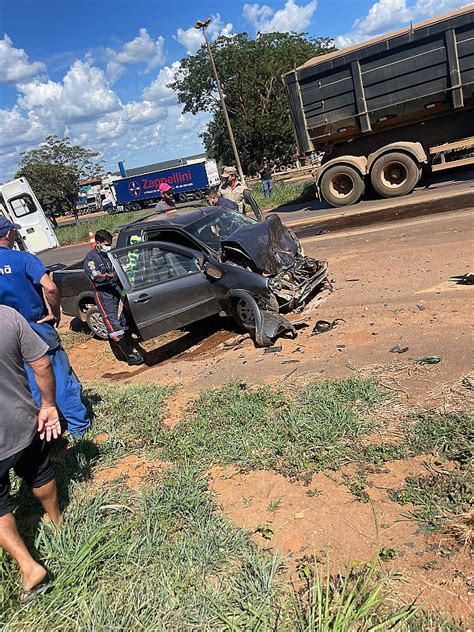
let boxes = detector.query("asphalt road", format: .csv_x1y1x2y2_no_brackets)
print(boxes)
39,169,474,267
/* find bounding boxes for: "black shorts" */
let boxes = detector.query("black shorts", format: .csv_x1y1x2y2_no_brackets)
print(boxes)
0,435,55,517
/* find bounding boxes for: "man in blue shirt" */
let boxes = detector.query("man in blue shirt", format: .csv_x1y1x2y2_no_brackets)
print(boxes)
0,217,90,439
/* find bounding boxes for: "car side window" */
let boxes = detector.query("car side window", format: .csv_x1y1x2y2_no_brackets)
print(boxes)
117,245,200,291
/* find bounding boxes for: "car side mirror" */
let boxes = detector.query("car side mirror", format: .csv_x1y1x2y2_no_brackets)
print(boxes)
203,261,223,279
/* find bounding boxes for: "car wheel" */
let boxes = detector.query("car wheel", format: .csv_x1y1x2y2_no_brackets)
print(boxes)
320,165,365,207
370,152,420,198
86,306,109,340
231,293,278,331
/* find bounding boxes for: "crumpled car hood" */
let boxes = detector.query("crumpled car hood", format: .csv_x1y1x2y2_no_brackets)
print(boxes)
221,214,302,275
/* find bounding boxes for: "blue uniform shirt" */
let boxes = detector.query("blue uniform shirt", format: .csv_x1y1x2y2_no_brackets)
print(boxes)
0,247,60,350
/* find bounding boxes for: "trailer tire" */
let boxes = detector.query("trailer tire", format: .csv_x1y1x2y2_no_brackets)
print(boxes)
178,193,188,203
193,190,204,200
370,152,419,198
130,202,141,211
320,165,365,207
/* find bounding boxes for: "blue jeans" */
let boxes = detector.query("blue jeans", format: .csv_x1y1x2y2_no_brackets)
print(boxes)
262,179,272,198
25,346,91,438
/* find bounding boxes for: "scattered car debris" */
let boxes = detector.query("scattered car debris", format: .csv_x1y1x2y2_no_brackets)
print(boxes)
412,355,443,365
449,273,474,285
281,359,300,364
345,278,360,282
416,302,426,311
264,345,282,354
389,345,409,354
311,318,345,336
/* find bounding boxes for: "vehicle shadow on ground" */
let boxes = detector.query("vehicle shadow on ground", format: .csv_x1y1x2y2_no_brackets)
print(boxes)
137,318,237,368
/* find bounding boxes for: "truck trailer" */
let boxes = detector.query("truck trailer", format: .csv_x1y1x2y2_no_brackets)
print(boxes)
284,6,474,206
101,159,220,212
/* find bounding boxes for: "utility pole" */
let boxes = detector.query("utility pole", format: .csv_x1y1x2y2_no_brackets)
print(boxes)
194,17,246,186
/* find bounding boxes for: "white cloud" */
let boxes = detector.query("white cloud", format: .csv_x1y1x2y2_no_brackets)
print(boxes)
335,0,469,48
242,0,317,33
0,38,211,180
174,14,233,55
142,61,181,105
18,60,122,124
0,34,46,84
105,28,165,80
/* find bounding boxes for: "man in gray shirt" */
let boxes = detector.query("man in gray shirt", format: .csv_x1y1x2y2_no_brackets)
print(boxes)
0,305,61,603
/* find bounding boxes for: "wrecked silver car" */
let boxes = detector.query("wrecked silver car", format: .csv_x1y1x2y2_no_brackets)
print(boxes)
54,207,328,347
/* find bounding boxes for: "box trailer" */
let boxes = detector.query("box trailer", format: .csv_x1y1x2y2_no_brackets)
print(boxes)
101,159,220,212
284,6,474,206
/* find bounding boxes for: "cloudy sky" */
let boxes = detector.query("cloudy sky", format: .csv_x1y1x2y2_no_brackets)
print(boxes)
0,0,470,181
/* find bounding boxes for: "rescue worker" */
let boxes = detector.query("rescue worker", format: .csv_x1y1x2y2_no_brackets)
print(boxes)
83,230,144,366
154,183,176,213
218,166,247,213
205,188,238,211
0,217,90,439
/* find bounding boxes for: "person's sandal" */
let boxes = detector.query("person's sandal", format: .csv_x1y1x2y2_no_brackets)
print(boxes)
19,582,53,605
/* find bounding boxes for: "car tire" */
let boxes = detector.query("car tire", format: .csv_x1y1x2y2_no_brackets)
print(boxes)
370,152,420,198
231,293,279,331
320,165,365,207
85,306,109,340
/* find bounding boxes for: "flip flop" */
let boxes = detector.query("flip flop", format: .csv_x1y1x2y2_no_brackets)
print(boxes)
19,582,53,605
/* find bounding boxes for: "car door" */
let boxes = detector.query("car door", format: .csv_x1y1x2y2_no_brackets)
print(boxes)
109,241,221,340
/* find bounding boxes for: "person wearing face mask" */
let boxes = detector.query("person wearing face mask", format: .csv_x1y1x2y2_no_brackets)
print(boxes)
0,216,90,439
83,230,144,366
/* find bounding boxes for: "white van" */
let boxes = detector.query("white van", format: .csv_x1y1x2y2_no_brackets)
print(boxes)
0,177,59,254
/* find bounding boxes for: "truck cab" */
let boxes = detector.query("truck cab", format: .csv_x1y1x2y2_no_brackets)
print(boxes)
0,177,59,253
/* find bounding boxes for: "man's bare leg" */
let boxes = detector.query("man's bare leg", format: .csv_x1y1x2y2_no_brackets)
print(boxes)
32,480,61,527
0,513,47,593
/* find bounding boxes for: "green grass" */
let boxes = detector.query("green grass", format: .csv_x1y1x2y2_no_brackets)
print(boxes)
388,411,474,533
404,412,473,466
1,378,471,629
390,471,473,533
83,383,173,452
160,378,388,480
0,464,421,630
60,329,94,351
55,209,151,245
250,179,317,211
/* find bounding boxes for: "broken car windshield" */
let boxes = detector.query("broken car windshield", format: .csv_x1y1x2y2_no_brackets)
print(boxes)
186,209,255,249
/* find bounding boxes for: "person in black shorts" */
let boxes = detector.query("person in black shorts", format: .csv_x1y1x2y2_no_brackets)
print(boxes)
0,305,61,604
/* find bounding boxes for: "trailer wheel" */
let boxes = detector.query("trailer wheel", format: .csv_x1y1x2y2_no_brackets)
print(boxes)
370,152,419,198
320,165,365,207
177,193,188,203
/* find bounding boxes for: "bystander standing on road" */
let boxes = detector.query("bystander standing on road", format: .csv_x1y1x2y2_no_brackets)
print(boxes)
259,158,273,199
83,230,144,366
219,166,247,213
205,188,239,211
154,183,176,213
0,217,91,439
0,305,61,604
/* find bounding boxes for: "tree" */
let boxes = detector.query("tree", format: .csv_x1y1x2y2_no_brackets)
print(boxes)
15,135,103,223
171,32,335,174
